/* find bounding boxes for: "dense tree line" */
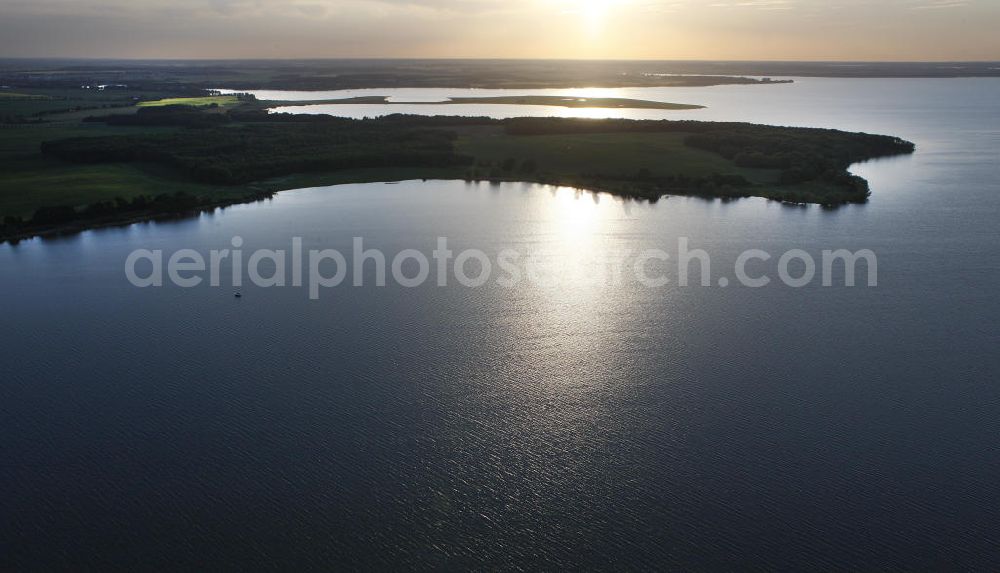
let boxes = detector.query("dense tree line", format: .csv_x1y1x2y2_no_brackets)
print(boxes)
86,105,231,128
0,191,273,241
43,121,475,185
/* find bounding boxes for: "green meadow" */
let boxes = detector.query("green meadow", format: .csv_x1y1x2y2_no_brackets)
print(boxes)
137,95,241,108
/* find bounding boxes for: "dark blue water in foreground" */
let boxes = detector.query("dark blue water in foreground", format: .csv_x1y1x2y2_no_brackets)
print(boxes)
2,79,1000,570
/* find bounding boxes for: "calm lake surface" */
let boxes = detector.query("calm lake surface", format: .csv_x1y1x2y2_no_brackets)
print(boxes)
3,79,1000,570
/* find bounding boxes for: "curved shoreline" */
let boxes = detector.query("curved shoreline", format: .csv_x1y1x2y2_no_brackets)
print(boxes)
0,166,881,245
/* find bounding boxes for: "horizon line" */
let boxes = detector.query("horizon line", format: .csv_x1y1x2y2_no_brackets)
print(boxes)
1,57,999,64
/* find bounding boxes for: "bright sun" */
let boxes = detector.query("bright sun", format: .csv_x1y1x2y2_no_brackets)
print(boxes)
583,0,612,21
578,0,619,33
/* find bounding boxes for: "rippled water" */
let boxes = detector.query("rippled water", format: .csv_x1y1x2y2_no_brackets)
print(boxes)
2,79,1000,569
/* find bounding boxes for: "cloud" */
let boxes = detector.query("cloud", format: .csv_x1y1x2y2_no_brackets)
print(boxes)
0,0,996,59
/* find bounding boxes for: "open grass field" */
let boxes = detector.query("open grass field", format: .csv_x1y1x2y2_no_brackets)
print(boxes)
137,95,241,108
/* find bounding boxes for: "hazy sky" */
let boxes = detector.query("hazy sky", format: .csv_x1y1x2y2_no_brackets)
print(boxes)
0,0,997,60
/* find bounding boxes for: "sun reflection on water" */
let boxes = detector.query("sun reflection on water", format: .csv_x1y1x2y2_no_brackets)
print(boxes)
549,185,603,241
491,184,642,460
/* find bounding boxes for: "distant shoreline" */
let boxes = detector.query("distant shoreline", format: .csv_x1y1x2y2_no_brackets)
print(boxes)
3,59,999,79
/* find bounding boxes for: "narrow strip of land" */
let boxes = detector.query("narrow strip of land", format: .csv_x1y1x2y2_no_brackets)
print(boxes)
442,96,703,110
264,95,704,111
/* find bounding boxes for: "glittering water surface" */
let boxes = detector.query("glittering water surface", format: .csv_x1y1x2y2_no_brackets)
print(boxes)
2,79,999,569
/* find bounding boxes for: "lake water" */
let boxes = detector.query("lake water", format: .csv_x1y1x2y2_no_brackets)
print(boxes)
3,79,1000,569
